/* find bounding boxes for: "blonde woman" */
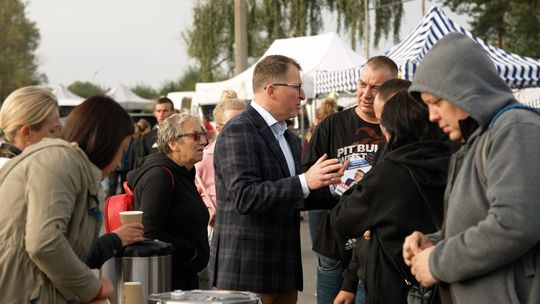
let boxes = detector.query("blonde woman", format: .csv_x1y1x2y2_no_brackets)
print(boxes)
0,86,61,167
195,98,247,225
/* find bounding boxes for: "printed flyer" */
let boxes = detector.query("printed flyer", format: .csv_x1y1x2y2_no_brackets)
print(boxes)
334,154,372,196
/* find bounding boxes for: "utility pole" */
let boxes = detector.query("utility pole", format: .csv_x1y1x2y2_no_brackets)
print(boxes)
364,0,369,59
234,0,248,75
421,0,425,16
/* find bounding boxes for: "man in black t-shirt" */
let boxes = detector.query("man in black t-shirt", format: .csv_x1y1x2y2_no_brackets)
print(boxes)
302,56,398,304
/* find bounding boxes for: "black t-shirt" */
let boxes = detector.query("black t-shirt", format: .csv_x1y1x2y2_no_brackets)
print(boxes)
303,107,382,164
302,107,383,262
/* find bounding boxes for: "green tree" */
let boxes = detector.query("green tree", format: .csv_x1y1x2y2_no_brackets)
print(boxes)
441,0,540,57
0,0,46,101
68,81,104,98
184,0,405,82
183,0,234,82
184,0,326,82
131,83,158,99
326,0,404,49
159,66,202,95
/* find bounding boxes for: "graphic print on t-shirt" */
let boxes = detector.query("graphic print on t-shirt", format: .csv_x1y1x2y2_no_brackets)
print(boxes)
334,127,383,195
336,127,383,163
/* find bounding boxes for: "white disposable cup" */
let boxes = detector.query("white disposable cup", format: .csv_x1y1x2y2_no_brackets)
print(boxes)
122,282,144,304
119,211,143,225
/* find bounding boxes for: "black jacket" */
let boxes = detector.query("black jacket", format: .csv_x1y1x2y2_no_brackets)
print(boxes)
127,152,209,290
134,128,158,167
332,140,451,304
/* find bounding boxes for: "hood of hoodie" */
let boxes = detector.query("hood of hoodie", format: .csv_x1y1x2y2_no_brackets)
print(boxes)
127,152,194,189
384,140,452,188
409,32,516,130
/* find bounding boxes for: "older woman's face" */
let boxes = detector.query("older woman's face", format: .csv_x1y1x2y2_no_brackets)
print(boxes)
170,120,207,168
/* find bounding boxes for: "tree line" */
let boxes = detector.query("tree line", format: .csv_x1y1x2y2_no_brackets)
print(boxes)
1,0,538,102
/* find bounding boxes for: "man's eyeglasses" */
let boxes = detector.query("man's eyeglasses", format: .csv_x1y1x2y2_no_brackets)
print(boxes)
266,83,303,94
176,131,207,141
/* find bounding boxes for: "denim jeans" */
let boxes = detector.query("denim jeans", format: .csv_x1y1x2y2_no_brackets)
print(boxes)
317,254,366,304
317,254,344,304
355,280,366,304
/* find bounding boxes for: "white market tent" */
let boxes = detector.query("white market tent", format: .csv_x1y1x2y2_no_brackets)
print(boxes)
193,32,365,105
53,84,84,106
514,88,540,109
166,91,195,110
106,84,154,111
315,6,540,95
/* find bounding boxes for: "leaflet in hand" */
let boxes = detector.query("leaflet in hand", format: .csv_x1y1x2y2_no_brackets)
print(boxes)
334,155,372,196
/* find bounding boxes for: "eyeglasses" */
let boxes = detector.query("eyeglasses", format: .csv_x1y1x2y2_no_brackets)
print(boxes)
176,131,207,141
266,83,303,94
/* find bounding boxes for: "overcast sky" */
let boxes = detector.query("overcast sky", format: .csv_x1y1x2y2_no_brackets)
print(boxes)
25,0,468,91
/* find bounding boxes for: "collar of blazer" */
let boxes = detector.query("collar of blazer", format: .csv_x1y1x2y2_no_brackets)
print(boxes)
244,104,299,177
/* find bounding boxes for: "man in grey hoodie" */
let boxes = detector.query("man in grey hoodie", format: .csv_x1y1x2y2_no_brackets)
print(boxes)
402,32,540,303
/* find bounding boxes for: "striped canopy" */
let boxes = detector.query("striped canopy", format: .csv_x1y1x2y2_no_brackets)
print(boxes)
315,6,540,95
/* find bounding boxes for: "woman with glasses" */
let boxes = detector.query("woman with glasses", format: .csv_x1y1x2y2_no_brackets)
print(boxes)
127,113,210,290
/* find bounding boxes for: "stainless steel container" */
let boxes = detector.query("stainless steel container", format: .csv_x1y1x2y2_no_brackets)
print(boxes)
100,239,172,304
148,290,261,304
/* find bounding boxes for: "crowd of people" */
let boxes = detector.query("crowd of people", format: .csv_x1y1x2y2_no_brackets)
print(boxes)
0,32,539,304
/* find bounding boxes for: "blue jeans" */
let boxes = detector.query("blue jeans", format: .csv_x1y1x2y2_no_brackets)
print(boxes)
317,255,344,304
355,280,366,304
317,255,366,304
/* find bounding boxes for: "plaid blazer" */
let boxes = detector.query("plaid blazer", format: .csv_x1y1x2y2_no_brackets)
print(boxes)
208,104,306,293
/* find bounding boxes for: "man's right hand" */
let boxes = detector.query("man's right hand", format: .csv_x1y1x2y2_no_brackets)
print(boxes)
305,154,347,190
333,290,356,304
402,231,434,266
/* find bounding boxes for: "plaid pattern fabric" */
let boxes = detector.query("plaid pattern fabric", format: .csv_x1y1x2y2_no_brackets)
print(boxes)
209,105,305,293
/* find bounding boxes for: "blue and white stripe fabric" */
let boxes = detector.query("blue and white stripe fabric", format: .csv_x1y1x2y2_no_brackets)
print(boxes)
315,6,540,95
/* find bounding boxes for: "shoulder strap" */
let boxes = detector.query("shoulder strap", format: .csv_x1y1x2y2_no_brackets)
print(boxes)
488,103,540,128
475,103,540,185
375,230,412,286
162,166,174,189
122,181,133,196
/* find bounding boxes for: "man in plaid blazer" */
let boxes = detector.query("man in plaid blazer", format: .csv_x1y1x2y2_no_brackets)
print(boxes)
209,55,346,304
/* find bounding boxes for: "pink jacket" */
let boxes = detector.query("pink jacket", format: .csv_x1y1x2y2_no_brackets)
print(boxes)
195,141,216,209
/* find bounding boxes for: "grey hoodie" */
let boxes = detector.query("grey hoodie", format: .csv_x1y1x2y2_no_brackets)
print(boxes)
410,32,540,304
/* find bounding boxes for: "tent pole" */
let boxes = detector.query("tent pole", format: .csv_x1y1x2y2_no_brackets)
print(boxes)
364,0,369,59
234,0,248,75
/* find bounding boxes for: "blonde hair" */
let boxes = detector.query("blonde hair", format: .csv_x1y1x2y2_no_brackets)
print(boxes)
220,89,238,102
0,86,58,143
316,98,338,123
134,119,151,139
213,98,247,125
